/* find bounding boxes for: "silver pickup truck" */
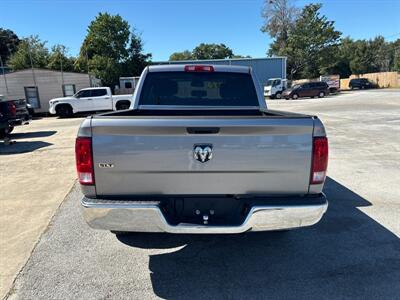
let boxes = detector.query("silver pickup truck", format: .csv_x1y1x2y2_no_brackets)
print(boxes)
76,64,328,234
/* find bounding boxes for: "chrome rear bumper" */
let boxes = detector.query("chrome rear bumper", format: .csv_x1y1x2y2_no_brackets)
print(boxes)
81,195,328,234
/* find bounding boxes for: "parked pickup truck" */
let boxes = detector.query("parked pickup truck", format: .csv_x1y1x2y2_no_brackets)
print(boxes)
49,87,132,117
0,95,30,138
0,97,16,139
76,64,329,234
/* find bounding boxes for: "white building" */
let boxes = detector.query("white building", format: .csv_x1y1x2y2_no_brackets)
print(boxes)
0,69,100,113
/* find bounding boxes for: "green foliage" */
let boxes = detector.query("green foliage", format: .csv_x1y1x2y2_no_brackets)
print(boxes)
122,32,152,77
393,39,400,72
8,35,49,70
327,37,355,78
75,13,151,87
330,37,400,76
169,50,193,61
192,43,233,59
47,44,76,72
169,43,240,61
0,28,20,62
281,4,341,79
88,55,121,87
264,1,399,78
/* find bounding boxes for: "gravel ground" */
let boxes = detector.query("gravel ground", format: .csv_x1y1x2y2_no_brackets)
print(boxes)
6,89,400,300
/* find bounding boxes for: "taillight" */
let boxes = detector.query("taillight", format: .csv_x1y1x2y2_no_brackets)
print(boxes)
184,65,214,72
75,137,94,185
8,102,16,116
310,137,328,184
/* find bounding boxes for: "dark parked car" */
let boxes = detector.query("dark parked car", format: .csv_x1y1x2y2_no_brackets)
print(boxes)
349,78,376,89
283,82,329,100
0,99,17,139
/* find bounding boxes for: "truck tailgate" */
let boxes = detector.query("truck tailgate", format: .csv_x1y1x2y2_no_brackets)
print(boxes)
91,117,314,196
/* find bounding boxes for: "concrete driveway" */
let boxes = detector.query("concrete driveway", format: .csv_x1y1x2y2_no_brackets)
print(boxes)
0,116,83,299
3,89,400,299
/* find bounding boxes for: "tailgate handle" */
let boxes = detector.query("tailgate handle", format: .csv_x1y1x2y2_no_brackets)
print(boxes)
186,127,220,134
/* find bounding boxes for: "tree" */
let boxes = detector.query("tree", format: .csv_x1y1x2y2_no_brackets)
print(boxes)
192,43,233,60
0,28,20,62
369,36,391,72
75,13,150,86
8,35,49,70
329,37,399,76
261,0,299,53
169,50,193,61
273,4,341,79
328,37,356,78
169,44,247,61
392,39,400,72
47,44,76,72
75,13,151,85
122,32,152,76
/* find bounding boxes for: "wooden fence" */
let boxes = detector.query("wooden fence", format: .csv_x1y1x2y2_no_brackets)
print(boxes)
340,72,400,89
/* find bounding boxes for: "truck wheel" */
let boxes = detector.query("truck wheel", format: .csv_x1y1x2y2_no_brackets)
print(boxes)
116,101,130,110
318,91,325,98
275,92,282,99
292,93,299,100
56,105,73,118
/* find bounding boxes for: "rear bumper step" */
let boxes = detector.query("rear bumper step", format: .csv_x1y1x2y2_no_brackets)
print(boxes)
81,194,328,234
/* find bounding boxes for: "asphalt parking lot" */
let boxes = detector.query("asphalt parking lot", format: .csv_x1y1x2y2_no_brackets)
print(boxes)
3,89,400,299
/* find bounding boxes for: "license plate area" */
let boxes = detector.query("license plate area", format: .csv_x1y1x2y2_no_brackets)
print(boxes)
160,196,249,226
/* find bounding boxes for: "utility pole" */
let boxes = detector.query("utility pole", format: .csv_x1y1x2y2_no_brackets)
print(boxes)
0,55,9,94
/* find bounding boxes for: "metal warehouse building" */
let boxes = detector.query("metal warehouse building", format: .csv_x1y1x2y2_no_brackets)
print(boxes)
0,69,99,113
156,57,287,88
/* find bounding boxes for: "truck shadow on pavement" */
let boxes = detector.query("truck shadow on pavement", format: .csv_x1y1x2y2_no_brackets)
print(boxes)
0,141,53,154
11,130,56,139
117,177,400,299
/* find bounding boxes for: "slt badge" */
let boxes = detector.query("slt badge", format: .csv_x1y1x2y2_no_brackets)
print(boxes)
193,144,213,163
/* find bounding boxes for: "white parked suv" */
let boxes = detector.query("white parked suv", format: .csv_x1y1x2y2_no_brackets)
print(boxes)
49,87,132,117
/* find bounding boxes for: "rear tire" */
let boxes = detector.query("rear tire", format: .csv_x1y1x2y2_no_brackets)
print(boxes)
318,91,325,98
275,92,282,99
292,93,299,100
56,105,73,118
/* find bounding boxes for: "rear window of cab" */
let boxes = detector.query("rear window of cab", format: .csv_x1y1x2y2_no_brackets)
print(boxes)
139,71,259,106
